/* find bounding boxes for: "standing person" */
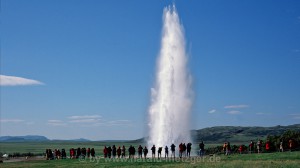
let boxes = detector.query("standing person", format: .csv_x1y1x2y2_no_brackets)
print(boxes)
239,145,243,154
226,142,231,155
199,141,205,157
117,146,121,158
46,149,49,160
143,146,148,158
138,145,143,158
71,148,76,159
128,145,132,158
56,149,61,159
279,141,284,152
107,146,112,158
132,146,136,158
289,139,293,152
151,145,156,158
186,143,192,157
179,143,183,158
121,146,126,158
182,143,187,157
170,144,176,159
265,140,270,153
158,147,162,158
257,140,262,154
70,148,74,159
103,146,108,158
53,149,56,160
91,148,95,158
249,140,254,154
61,149,66,159
112,145,117,158
87,148,91,158
165,146,169,158
223,142,227,155
81,148,85,158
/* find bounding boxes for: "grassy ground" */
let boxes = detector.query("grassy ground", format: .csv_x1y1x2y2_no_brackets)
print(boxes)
0,141,221,156
1,151,300,168
0,141,139,155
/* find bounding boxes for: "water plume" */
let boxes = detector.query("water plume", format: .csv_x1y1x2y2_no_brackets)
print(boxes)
148,5,193,150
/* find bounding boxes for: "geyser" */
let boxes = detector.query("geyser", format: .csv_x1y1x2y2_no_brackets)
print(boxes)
148,5,193,149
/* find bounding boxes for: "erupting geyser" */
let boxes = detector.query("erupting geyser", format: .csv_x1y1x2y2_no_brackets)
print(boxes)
148,5,193,149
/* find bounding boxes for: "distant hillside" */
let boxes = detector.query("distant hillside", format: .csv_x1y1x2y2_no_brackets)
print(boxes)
1,124,299,143
0,135,49,142
191,124,300,143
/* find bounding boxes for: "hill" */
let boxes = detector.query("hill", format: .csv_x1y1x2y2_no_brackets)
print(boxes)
0,135,49,142
191,124,300,143
1,124,299,143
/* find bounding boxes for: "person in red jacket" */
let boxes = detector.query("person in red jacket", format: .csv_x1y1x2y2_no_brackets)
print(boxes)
265,140,270,153
239,145,243,154
103,146,108,158
179,143,183,158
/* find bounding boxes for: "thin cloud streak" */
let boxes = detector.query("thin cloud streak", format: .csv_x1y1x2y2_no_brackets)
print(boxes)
0,119,24,123
224,105,249,109
69,119,102,123
68,115,102,120
47,120,66,126
0,75,44,86
208,109,216,114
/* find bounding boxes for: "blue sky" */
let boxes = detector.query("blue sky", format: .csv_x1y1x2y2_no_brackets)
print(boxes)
1,0,300,140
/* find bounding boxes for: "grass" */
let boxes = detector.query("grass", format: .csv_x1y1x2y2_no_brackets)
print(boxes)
1,151,300,168
0,141,223,157
0,141,138,155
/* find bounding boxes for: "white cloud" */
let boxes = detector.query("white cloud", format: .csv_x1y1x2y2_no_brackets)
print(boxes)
66,115,132,127
69,118,102,123
106,120,132,126
0,75,43,86
227,111,241,115
68,115,102,123
47,120,66,126
208,109,216,114
224,105,249,109
68,115,102,120
0,119,24,123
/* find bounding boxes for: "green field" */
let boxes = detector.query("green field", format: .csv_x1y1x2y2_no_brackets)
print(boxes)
1,141,300,167
0,141,222,156
0,141,138,155
1,151,300,168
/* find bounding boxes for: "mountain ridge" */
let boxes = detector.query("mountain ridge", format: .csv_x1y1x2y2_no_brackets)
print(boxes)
1,124,299,142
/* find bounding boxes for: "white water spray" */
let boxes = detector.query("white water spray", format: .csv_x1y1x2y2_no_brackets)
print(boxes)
148,5,193,149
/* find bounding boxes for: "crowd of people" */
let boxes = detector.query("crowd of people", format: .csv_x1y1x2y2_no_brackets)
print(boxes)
223,139,296,155
44,138,296,160
102,142,193,159
45,148,95,160
103,142,196,158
